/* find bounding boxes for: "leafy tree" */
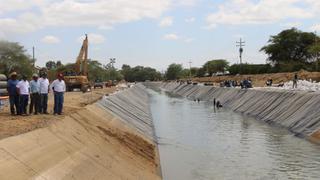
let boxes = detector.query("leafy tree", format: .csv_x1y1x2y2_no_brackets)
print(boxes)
308,43,320,71
228,64,273,75
165,63,183,80
56,60,62,68
196,67,206,77
0,41,34,77
261,28,319,65
46,61,57,70
203,59,229,76
121,65,162,82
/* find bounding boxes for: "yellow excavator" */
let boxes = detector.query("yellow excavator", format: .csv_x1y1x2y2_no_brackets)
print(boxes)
64,34,90,92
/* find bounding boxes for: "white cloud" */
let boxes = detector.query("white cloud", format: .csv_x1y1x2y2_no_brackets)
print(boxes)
159,16,173,27
185,17,195,23
78,33,105,44
41,35,60,44
163,33,179,40
174,0,198,6
206,0,313,28
0,0,44,14
282,22,302,28
184,38,194,43
310,24,320,32
0,0,171,35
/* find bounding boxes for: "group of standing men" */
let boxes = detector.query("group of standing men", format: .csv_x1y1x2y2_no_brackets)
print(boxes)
7,72,66,116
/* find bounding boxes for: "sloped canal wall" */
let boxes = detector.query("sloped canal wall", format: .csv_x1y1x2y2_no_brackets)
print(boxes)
0,84,161,179
158,82,320,143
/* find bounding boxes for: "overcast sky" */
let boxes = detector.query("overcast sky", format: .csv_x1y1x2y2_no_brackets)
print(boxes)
1,0,320,71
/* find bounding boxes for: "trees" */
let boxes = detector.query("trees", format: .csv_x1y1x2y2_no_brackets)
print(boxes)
0,41,34,77
261,28,319,66
228,64,273,75
165,63,183,80
46,61,57,70
203,59,229,76
121,64,162,82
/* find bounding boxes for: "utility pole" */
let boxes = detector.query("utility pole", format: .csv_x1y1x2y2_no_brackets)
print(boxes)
32,46,35,67
315,31,319,72
109,58,116,81
236,38,245,74
188,61,192,79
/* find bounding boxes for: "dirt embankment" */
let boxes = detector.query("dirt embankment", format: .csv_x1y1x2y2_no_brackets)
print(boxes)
192,70,320,87
0,86,161,179
0,88,116,140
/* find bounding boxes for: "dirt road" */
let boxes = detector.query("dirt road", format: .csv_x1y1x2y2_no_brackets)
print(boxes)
0,87,116,140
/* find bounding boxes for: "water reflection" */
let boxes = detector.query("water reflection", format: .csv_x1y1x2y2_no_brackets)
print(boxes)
149,89,320,180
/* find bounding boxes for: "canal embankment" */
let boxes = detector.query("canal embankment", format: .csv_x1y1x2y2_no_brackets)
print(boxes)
158,82,320,143
0,84,161,179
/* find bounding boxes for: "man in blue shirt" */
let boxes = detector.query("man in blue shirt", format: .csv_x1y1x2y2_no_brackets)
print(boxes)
7,72,19,115
29,73,40,115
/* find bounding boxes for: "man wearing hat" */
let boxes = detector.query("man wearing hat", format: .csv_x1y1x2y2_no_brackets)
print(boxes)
16,75,30,115
50,73,66,115
29,73,41,115
7,72,20,115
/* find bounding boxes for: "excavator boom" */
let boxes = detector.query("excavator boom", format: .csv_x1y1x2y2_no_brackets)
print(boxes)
64,34,90,92
75,34,88,76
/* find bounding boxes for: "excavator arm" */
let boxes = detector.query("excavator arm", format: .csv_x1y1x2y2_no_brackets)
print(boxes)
75,34,88,76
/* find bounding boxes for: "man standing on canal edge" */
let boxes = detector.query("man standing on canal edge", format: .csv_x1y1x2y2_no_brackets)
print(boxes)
16,75,30,116
7,72,19,115
50,73,66,115
29,74,41,115
39,73,50,114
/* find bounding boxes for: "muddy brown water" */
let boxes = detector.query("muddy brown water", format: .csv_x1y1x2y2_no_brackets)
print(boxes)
148,89,320,180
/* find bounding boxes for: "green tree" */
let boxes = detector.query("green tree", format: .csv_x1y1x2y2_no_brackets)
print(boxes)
228,64,273,75
261,28,319,65
121,65,162,82
203,59,229,76
46,61,57,70
0,41,34,77
165,63,183,80
308,43,320,71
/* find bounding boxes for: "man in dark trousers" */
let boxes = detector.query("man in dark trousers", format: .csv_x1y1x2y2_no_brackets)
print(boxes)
39,73,50,114
29,74,40,115
293,73,298,88
7,72,19,115
50,73,66,115
16,75,30,116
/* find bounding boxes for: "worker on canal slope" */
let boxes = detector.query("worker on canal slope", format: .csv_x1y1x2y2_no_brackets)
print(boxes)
216,100,223,108
293,73,298,89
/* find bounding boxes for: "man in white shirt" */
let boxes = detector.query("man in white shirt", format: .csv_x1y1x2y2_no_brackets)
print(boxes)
16,75,30,115
39,73,50,114
50,73,66,115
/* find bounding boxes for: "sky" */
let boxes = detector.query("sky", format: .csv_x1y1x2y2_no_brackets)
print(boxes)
1,0,320,71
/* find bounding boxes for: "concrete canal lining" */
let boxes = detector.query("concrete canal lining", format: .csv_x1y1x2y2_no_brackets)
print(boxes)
0,84,161,179
159,82,320,143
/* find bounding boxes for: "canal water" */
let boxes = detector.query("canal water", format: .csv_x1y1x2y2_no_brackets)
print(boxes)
148,89,320,180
